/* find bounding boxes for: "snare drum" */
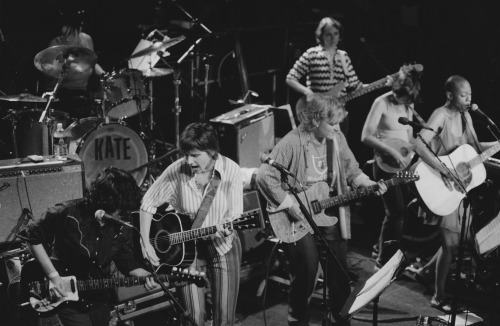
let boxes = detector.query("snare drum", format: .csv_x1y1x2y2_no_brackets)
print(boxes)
75,123,148,187
103,69,150,119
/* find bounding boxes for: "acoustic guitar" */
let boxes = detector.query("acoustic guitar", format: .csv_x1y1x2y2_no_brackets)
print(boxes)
268,171,419,243
147,210,261,268
374,138,416,173
295,63,424,114
412,142,500,216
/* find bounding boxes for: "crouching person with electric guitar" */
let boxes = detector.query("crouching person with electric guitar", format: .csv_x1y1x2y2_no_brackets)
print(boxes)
18,167,158,326
140,122,243,326
256,95,387,326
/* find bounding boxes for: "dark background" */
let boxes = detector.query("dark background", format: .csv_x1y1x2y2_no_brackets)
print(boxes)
1,0,500,165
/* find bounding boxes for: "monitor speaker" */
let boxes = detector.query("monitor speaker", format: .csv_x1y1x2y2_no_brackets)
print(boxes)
0,157,85,243
210,105,275,168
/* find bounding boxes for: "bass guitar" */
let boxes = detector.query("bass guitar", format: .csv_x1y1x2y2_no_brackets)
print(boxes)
295,63,424,113
148,210,261,268
268,171,419,243
20,259,206,316
412,142,500,216
374,138,416,173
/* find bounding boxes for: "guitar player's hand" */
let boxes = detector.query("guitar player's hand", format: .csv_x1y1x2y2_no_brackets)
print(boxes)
390,149,406,168
287,204,304,222
214,218,234,239
49,275,67,298
304,89,315,102
141,242,160,266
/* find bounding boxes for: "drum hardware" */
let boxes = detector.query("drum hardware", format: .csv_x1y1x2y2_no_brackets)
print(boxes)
0,93,47,103
34,45,98,155
126,35,186,60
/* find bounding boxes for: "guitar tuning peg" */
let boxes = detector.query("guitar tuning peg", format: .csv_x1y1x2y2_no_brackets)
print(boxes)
200,271,206,277
172,267,178,272
183,268,189,274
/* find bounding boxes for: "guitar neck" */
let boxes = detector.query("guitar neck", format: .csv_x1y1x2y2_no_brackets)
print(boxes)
76,274,172,291
338,72,398,104
316,179,399,210
469,142,500,169
169,222,232,245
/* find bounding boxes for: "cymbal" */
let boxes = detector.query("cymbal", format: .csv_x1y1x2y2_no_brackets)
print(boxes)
128,35,186,59
0,93,47,102
141,68,174,78
34,45,98,80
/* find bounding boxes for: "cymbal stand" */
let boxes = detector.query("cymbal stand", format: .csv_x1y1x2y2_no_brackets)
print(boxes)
173,69,181,149
39,61,68,155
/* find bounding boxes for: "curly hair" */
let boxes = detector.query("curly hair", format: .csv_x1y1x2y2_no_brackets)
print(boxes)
179,122,219,159
315,17,344,45
297,94,346,131
86,167,142,213
392,68,422,103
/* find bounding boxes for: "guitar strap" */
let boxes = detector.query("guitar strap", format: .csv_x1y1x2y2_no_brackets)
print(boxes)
190,157,224,230
327,135,351,239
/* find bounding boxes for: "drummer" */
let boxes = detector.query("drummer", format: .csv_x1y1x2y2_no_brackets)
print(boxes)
44,6,106,120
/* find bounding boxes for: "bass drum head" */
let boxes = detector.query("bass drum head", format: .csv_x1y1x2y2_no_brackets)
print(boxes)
77,123,148,188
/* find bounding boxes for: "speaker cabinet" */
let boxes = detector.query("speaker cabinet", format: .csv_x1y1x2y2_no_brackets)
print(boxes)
210,104,275,168
0,157,85,243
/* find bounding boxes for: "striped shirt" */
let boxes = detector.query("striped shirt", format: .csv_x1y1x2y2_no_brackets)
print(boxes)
141,155,243,256
287,45,361,95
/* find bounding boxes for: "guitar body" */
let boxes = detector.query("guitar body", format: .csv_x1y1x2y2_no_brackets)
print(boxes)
374,138,416,173
412,144,487,216
150,212,196,268
20,259,93,316
268,182,338,243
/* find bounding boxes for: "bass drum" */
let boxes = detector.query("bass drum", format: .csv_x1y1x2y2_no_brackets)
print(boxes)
76,123,148,188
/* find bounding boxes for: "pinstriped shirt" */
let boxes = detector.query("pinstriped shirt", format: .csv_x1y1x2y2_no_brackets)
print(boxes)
287,45,361,95
141,155,243,256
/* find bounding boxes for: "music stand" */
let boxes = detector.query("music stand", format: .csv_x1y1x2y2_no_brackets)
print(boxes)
339,250,407,326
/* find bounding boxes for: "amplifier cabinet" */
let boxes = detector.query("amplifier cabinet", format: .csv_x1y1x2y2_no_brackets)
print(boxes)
0,157,85,243
210,104,275,168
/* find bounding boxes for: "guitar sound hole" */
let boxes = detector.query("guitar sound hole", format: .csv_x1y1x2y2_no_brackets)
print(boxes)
155,230,171,253
454,162,472,191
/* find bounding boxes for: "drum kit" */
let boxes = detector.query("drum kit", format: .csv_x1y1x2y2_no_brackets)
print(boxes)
0,35,186,188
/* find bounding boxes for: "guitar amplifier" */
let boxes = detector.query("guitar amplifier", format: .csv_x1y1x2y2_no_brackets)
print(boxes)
210,104,275,168
0,156,85,243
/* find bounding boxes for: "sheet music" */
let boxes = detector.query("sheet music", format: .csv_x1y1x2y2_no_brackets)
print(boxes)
475,213,500,255
348,250,404,314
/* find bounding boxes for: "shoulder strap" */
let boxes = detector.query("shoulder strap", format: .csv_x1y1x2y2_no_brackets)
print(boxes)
190,159,224,229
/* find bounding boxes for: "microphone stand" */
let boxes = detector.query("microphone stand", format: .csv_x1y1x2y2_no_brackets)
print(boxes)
280,171,351,326
39,60,68,155
416,133,470,326
133,225,199,326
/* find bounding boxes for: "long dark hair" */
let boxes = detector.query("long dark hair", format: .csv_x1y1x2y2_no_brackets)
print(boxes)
86,167,142,213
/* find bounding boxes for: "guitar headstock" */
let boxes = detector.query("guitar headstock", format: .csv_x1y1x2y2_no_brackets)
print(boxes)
170,267,207,287
399,63,424,78
232,209,261,230
394,170,420,183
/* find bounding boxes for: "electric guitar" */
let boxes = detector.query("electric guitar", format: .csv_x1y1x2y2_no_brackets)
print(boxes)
295,63,424,113
412,142,500,216
148,210,261,268
374,138,416,173
20,259,206,316
268,171,419,243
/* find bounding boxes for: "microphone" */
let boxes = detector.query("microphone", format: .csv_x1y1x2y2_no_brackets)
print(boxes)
95,210,133,228
469,104,498,128
260,154,296,177
398,117,435,132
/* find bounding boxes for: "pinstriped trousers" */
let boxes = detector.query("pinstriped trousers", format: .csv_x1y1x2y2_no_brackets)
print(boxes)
177,235,242,326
